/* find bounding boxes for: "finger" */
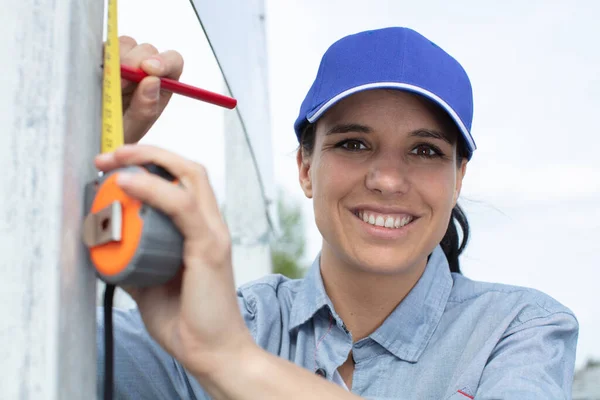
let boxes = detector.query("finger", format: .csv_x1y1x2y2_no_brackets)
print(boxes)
120,42,160,94
122,76,161,143
118,35,138,55
115,170,188,221
121,42,159,68
140,49,184,81
95,145,221,215
121,49,184,144
186,159,222,218
96,144,189,179
103,36,137,67
115,170,207,239
139,50,185,122
117,36,141,92
142,50,184,116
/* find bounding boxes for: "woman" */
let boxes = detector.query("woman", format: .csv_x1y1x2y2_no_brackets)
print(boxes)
97,27,578,399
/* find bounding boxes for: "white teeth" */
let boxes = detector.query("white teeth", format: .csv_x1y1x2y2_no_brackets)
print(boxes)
357,210,414,229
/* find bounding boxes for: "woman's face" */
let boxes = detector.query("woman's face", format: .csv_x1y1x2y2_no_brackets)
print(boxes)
297,89,467,275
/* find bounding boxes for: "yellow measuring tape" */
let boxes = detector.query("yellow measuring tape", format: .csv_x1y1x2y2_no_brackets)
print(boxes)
101,0,124,154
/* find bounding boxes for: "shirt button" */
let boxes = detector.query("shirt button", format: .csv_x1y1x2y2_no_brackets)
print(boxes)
315,368,327,378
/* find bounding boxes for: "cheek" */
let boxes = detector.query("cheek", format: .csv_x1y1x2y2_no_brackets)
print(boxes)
311,156,364,233
412,165,457,216
312,156,361,202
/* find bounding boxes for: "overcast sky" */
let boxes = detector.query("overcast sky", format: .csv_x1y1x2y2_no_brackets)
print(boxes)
118,0,599,370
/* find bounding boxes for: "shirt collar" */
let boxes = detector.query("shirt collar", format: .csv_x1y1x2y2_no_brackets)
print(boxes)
288,245,453,363
288,252,332,330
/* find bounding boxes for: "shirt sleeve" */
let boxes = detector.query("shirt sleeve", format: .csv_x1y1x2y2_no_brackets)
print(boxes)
96,294,259,400
475,310,579,399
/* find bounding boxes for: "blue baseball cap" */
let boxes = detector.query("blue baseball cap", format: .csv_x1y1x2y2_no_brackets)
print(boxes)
294,27,476,160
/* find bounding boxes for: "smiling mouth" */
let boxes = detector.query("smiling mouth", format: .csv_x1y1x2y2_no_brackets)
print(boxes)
353,210,416,229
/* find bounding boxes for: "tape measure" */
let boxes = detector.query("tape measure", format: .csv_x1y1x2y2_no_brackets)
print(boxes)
83,0,183,287
83,164,184,287
101,0,124,154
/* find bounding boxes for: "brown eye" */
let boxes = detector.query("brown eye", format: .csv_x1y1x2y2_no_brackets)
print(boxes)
411,145,439,157
337,140,367,151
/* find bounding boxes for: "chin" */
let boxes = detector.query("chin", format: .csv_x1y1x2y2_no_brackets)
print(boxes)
343,246,425,276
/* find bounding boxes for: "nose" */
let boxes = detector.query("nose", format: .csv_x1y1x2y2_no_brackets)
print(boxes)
365,152,410,195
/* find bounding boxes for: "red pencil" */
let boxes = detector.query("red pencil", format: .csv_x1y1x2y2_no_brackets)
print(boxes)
120,64,237,109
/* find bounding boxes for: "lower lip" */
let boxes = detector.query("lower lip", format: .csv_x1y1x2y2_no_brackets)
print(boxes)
352,212,416,240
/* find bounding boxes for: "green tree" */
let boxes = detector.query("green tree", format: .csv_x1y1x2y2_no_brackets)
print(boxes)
270,189,308,279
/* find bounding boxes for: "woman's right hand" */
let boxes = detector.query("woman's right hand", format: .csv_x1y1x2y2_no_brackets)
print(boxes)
95,144,254,380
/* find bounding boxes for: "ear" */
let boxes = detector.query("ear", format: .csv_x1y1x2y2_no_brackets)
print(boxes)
296,148,313,198
453,158,468,206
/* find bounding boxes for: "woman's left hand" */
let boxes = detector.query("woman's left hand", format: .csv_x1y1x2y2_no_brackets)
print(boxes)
116,36,185,144
94,144,255,378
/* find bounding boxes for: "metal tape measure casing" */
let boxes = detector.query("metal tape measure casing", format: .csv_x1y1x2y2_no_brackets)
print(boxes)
84,165,183,287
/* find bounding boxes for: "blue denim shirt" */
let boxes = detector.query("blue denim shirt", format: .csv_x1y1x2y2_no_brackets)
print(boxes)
97,246,578,399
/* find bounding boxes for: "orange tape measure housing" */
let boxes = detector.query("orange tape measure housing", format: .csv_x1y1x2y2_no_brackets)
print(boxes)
89,173,144,277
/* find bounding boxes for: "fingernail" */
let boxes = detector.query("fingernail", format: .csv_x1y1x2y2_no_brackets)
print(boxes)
143,79,161,100
144,58,161,71
116,172,134,186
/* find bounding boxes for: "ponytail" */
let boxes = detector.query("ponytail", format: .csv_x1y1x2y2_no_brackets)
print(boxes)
440,204,469,274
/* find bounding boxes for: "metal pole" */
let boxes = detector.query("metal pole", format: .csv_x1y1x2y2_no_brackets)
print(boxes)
188,0,275,285
224,103,274,286
220,0,275,285
0,1,103,398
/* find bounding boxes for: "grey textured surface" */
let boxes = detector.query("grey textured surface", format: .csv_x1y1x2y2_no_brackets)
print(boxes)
0,0,103,398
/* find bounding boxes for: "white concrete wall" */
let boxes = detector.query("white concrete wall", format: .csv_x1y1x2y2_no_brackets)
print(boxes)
0,1,103,398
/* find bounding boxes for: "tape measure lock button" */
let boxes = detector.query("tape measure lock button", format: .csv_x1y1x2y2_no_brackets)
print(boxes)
83,201,123,248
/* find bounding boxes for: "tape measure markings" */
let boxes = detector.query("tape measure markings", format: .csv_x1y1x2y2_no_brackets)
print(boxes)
102,0,124,154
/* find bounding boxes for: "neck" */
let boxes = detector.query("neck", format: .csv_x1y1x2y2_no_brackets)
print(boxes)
319,246,427,342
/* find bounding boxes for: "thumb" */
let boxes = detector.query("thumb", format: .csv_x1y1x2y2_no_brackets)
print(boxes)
122,76,162,144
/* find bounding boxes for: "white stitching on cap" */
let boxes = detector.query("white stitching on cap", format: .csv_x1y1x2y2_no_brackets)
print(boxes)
306,82,476,152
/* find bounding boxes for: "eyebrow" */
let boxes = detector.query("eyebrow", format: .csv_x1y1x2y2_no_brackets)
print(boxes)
324,123,372,136
409,129,453,145
324,123,454,145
